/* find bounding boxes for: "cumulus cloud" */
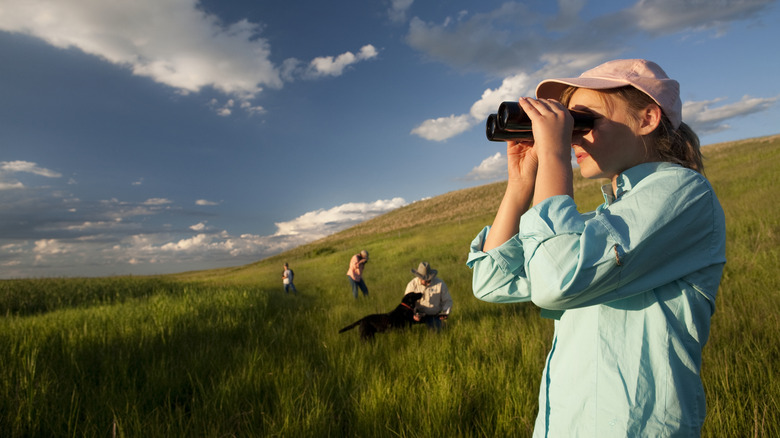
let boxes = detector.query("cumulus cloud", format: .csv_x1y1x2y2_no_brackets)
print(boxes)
189,222,208,232
0,0,378,115
0,0,280,100
0,170,408,278
411,114,473,142
463,152,507,181
272,198,407,241
33,238,72,262
304,45,379,79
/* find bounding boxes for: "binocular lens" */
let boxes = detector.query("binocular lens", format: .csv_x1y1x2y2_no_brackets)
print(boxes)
486,101,595,142
498,102,532,131
486,114,533,141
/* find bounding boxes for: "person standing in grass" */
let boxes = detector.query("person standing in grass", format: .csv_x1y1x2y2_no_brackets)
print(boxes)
405,261,452,331
346,250,369,299
467,59,726,436
282,263,297,295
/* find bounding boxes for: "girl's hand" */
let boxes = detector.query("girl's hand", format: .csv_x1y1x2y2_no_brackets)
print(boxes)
516,97,574,204
506,138,538,184
517,97,573,162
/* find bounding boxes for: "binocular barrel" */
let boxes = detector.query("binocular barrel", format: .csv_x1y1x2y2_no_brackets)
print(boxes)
486,101,596,142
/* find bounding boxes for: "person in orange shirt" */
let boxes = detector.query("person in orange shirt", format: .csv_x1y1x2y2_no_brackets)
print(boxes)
346,250,369,299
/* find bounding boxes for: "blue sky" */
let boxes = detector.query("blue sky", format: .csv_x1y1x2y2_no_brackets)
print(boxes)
1,0,778,278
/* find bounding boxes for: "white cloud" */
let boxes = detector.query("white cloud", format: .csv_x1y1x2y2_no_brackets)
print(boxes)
410,114,473,142
0,0,281,100
0,0,378,116
143,198,173,206
0,160,62,190
190,222,207,232
470,73,538,121
305,45,379,78
239,101,265,115
33,238,73,262
0,182,25,190
65,221,121,232
683,95,780,135
463,152,507,181
160,233,211,252
275,197,406,233
0,190,408,278
196,199,221,206
1,161,62,178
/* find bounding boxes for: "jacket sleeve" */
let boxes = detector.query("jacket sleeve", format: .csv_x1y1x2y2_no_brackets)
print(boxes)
467,226,533,303
520,172,724,310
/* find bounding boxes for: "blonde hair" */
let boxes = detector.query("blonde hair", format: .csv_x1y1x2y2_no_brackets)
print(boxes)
561,86,703,173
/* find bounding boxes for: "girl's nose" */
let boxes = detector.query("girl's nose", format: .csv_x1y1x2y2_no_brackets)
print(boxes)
572,127,594,146
571,131,586,147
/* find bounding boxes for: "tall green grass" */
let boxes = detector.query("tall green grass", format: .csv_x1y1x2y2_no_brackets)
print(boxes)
1,135,778,437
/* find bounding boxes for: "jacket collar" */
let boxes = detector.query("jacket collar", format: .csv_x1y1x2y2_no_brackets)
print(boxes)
601,162,679,205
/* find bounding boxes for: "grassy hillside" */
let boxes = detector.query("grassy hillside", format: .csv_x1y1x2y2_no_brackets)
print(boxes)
1,135,778,437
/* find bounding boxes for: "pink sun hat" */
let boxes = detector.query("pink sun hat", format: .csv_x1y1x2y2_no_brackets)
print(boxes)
535,59,682,129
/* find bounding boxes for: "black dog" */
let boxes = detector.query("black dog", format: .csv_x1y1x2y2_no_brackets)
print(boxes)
339,292,423,341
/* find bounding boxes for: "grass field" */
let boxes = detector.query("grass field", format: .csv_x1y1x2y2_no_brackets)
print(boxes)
1,135,778,437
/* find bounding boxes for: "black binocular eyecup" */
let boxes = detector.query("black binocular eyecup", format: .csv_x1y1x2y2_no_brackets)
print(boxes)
486,101,595,142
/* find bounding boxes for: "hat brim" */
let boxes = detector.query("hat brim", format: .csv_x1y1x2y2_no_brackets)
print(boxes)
412,269,437,282
536,77,631,101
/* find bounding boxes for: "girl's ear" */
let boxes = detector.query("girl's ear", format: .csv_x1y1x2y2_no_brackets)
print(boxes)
638,104,663,135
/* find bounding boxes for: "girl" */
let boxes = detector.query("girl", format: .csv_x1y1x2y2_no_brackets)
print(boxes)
467,59,726,436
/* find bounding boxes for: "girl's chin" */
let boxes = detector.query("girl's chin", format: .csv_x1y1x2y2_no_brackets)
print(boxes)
578,166,604,180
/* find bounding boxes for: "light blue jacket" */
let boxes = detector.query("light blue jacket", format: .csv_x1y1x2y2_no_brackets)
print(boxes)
467,162,726,437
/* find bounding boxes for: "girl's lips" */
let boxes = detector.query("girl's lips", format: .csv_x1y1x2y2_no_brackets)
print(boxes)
575,151,588,164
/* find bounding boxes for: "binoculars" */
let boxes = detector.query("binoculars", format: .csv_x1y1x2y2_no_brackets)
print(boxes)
486,101,595,142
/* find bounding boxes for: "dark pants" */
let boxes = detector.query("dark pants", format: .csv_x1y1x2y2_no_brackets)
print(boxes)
349,277,368,298
417,315,445,331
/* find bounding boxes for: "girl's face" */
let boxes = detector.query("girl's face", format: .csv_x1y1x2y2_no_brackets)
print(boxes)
568,88,651,181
